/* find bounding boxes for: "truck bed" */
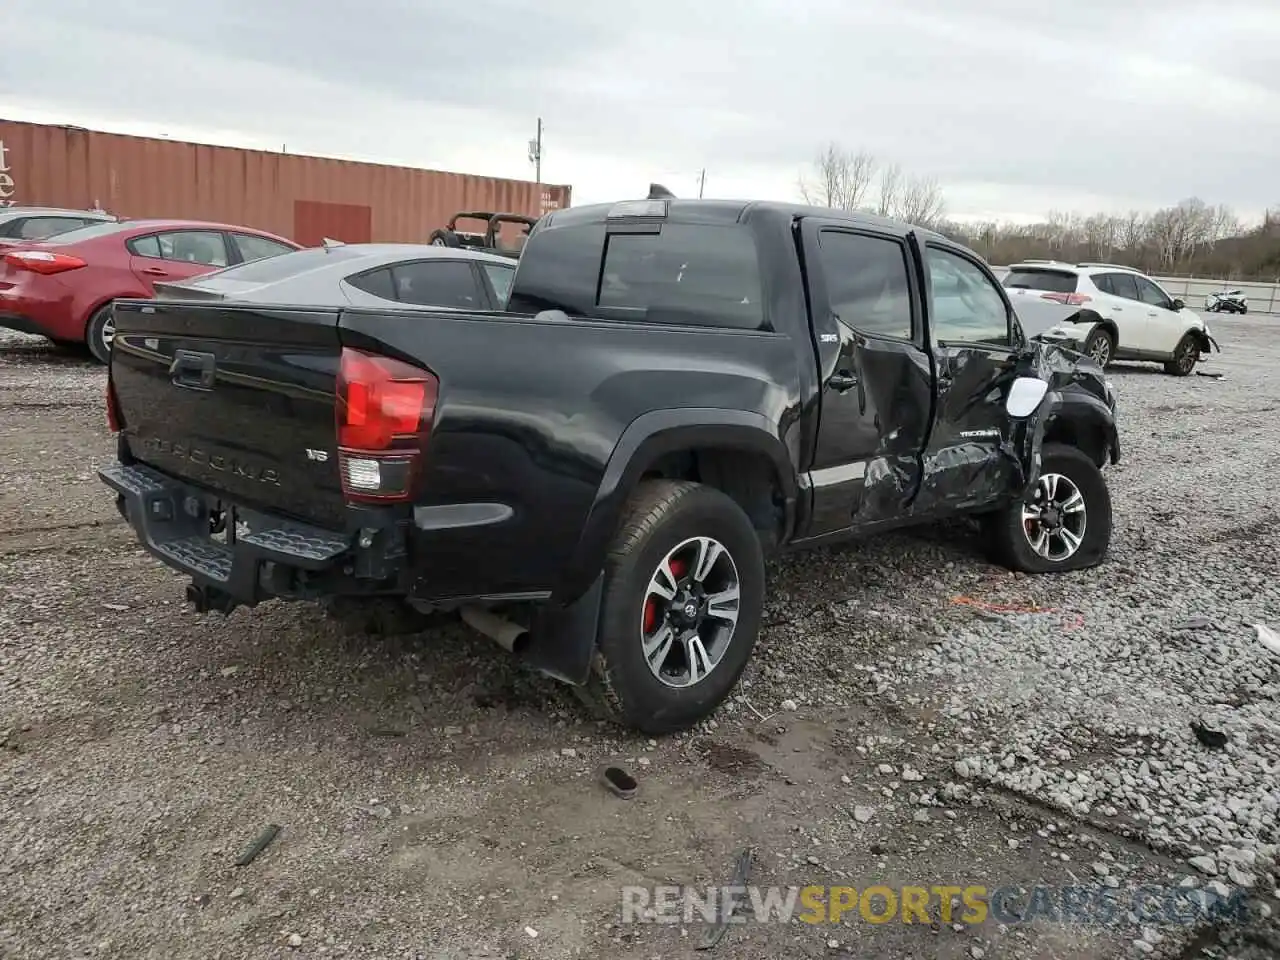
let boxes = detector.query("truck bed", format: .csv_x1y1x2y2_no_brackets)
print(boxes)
108,298,803,603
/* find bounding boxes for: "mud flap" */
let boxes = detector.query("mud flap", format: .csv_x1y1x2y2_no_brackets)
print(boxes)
523,573,605,686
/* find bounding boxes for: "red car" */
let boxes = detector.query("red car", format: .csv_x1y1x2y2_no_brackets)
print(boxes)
0,219,301,362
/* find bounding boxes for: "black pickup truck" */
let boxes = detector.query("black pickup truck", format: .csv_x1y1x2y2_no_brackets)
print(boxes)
100,195,1120,734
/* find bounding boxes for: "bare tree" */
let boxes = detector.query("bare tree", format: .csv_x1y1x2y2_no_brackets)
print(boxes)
892,174,947,229
1082,213,1119,260
1209,204,1239,246
1116,211,1148,251
798,143,877,211
875,163,902,218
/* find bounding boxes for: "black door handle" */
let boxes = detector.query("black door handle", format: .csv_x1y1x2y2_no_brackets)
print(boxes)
828,371,859,392
169,349,216,391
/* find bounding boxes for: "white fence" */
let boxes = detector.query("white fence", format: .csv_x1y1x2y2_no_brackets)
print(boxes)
990,266,1280,316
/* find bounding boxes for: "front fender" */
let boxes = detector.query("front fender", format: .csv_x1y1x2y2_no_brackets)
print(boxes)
1017,390,1120,501
554,408,798,603
1192,328,1220,354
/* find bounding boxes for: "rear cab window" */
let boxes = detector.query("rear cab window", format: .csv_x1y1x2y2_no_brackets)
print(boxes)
1001,268,1079,294
508,215,767,330
597,224,764,329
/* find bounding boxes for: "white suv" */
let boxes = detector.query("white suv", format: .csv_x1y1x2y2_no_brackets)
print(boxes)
1001,260,1217,376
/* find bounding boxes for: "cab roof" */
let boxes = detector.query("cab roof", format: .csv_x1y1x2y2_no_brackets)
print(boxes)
540,197,951,244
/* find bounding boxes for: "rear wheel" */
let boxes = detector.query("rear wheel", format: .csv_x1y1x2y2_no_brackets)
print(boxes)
984,443,1112,574
578,480,765,736
1083,327,1114,368
428,229,460,248
85,304,115,365
1163,333,1199,376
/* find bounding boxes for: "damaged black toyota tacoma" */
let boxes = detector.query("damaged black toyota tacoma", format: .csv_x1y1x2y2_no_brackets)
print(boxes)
100,196,1120,735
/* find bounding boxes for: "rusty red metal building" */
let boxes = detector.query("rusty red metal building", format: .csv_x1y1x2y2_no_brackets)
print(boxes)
0,119,571,246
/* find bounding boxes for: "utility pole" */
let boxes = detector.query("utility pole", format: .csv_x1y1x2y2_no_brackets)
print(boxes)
698,168,706,199
528,118,543,184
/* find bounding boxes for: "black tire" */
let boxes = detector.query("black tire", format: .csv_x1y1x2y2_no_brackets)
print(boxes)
577,479,766,736
428,229,461,248
1082,327,1114,368
85,304,115,365
1163,332,1199,376
984,443,1112,574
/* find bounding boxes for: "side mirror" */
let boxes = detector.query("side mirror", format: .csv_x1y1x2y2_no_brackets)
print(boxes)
1172,298,1185,311
1006,376,1048,418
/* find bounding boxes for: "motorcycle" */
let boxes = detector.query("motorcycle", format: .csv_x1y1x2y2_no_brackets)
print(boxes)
1206,289,1248,314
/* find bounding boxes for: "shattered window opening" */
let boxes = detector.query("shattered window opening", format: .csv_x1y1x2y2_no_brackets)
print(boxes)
926,248,1011,347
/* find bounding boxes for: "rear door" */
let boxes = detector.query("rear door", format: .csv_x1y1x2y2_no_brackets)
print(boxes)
127,229,233,292
798,218,934,537
1092,271,1147,349
914,239,1022,515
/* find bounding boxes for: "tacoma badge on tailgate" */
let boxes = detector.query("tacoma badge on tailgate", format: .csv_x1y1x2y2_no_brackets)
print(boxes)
141,437,281,485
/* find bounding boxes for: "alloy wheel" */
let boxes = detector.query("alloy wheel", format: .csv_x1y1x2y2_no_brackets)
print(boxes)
1021,472,1088,562
640,536,741,688
1177,338,1198,373
1089,336,1111,366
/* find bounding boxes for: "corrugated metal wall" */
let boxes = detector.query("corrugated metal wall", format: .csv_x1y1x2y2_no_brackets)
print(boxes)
0,119,571,244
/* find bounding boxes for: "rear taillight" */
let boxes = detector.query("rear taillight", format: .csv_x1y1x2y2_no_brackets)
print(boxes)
1040,292,1091,306
336,347,438,502
106,379,123,433
2,250,88,275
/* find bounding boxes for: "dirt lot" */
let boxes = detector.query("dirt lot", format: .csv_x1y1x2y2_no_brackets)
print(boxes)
1,324,1277,960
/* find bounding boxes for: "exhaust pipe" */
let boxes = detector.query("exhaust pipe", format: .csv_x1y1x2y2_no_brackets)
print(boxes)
460,605,530,655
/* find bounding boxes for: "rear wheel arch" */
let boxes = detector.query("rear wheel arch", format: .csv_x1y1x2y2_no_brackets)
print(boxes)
556,411,797,603
79,291,135,335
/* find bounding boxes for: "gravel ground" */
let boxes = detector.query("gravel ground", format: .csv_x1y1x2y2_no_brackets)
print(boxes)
1,324,1277,960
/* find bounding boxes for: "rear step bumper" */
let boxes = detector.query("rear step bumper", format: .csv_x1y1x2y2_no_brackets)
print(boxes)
100,462,353,607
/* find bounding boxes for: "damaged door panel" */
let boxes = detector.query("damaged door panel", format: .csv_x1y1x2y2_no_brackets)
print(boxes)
799,221,933,538
911,239,1027,516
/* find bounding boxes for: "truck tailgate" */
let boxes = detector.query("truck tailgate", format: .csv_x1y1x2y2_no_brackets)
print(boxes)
109,300,348,529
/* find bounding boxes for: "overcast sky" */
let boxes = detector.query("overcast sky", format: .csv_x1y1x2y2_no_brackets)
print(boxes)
5,0,1279,223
